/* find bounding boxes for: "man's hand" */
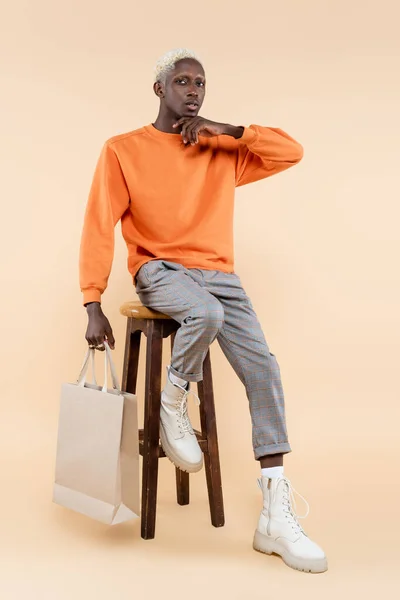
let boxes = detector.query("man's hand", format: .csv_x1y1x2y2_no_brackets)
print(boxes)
85,302,115,351
173,117,244,145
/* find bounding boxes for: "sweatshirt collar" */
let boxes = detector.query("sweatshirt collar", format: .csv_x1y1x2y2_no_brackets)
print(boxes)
144,123,184,143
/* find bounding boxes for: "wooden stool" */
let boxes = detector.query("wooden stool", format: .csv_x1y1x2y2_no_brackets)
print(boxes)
120,300,225,540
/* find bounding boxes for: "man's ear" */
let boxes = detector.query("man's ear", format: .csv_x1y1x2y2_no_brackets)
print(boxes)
153,82,164,98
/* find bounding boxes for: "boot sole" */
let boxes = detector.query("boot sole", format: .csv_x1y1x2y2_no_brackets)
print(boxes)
253,530,328,573
160,423,204,473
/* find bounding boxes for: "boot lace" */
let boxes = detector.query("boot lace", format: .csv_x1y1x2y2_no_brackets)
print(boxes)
258,476,310,536
175,386,200,434
280,476,310,536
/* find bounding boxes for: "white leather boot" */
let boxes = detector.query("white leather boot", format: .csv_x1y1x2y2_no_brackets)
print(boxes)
159,366,203,473
253,476,328,573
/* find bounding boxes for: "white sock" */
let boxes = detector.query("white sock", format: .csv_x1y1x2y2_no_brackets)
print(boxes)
169,369,188,388
261,466,284,479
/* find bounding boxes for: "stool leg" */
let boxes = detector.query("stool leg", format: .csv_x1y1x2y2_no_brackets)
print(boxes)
141,321,163,540
121,321,141,394
176,469,190,505
171,331,190,506
197,350,225,527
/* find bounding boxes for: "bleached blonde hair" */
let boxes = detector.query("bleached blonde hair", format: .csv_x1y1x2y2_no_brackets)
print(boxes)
153,48,203,84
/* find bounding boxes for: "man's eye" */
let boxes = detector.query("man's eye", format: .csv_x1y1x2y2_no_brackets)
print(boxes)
176,79,204,86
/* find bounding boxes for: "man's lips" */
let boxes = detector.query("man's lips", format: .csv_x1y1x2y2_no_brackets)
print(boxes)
185,101,199,110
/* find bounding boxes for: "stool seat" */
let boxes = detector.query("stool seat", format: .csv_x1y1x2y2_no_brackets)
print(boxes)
120,300,172,320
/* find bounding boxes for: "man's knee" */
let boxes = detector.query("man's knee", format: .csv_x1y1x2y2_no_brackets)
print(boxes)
189,302,224,333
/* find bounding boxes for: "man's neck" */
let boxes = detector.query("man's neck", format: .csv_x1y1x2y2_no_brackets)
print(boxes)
152,113,181,134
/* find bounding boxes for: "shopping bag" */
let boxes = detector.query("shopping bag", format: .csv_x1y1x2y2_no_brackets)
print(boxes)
53,342,140,524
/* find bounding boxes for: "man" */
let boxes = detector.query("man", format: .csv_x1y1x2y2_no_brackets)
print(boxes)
79,48,327,573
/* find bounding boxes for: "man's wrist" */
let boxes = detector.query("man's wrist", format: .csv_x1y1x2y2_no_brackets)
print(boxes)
85,301,101,313
222,124,245,139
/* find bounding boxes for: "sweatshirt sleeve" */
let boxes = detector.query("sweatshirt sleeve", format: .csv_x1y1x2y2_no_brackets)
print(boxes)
79,142,130,305
235,125,304,187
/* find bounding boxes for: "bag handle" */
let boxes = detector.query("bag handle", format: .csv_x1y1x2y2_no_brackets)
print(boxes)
77,348,98,387
102,342,121,392
76,342,120,392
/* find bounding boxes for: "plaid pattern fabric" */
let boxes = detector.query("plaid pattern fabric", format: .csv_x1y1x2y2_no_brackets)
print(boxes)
135,260,291,460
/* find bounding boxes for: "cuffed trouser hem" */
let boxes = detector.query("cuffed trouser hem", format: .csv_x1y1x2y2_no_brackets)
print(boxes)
254,442,292,460
169,365,203,383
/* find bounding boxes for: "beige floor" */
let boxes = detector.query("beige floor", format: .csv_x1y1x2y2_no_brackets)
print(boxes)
1,406,397,600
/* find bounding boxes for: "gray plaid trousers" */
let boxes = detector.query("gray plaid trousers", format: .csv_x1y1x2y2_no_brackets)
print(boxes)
135,260,291,460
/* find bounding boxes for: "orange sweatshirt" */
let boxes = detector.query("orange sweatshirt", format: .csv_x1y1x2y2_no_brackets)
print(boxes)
79,123,303,305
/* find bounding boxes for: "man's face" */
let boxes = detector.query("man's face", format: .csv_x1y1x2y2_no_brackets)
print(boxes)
161,58,206,118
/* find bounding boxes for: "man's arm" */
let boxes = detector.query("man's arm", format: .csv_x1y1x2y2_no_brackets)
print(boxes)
79,141,130,305
173,116,303,187
172,116,302,187
233,124,304,187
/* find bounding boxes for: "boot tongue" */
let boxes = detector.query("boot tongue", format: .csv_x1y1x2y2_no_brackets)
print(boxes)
173,380,190,392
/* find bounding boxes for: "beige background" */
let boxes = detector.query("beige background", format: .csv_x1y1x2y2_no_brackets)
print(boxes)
1,0,399,597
